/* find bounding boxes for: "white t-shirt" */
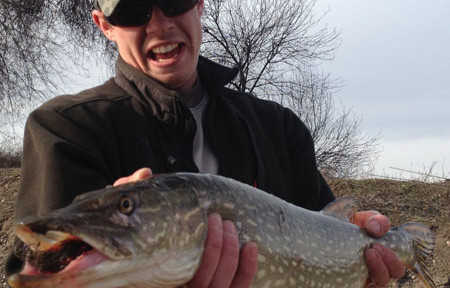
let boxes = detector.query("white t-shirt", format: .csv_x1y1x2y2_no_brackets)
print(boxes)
189,95,219,174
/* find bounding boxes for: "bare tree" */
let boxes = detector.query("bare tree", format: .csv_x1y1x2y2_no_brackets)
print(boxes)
201,0,339,95
1,0,60,105
201,0,379,177
0,0,111,111
277,70,380,177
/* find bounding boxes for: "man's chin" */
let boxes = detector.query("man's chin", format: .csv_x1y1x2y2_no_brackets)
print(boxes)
145,66,198,92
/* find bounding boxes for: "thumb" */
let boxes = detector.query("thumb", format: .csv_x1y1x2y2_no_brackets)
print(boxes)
113,167,153,186
132,167,153,181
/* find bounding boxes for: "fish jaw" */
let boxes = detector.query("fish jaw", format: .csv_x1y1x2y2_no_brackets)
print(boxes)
8,224,112,287
8,226,204,288
8,248,204,288
7,227,110,288
8,250,109,287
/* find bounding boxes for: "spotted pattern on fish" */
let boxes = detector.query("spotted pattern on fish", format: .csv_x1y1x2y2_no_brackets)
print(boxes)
8,173,436,288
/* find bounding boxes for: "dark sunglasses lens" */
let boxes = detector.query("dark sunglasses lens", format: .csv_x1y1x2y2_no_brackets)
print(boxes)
107,0,150,27
106,0,199,27
158,0,199,16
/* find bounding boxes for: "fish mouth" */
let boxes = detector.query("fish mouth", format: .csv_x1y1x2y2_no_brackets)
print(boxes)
13,226,110,277
9,225,205,288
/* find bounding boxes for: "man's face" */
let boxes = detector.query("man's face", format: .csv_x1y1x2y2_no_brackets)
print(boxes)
94,1,204,92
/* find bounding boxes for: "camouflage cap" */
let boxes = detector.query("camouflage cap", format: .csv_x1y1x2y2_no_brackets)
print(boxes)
95,0,120,17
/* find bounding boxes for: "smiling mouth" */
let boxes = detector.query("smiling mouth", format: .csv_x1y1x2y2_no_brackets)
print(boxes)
148,43,183,62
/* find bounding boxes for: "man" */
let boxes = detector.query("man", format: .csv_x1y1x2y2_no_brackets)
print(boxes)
6,0,405,286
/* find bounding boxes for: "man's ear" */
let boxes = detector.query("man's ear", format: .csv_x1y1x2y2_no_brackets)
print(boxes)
197,0,204,17
92,10,115,41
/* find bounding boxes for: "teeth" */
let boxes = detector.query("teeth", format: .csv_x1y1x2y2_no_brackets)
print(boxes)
16,225,73,251
152,43,178,54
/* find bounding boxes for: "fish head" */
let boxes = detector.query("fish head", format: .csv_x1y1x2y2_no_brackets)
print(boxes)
8,177,208,288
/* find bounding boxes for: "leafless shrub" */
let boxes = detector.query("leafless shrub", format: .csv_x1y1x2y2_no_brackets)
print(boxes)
0,149,21,168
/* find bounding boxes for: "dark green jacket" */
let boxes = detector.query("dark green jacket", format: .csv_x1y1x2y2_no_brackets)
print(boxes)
6,56,334,276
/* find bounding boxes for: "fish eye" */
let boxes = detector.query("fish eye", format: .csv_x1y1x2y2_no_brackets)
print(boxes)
118,194,135,215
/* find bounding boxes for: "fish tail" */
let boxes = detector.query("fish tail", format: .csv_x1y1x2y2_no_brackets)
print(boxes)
398,222,436,288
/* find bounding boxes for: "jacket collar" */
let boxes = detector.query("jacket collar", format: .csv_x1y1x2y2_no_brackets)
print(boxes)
196,56,239,93
115,55,238,95
114,56,238,121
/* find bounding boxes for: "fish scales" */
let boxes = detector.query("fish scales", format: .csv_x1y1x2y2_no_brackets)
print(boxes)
196,176,369,288
8,173,436,288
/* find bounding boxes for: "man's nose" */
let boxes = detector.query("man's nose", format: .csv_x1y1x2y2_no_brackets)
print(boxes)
146,6,174,32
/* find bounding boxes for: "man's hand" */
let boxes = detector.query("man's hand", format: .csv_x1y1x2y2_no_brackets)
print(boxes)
188,214,258,288
113,167,153,186
114,169,259,288
353,211,405,287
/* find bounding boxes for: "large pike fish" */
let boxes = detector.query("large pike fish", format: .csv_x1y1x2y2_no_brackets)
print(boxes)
8,173,436,288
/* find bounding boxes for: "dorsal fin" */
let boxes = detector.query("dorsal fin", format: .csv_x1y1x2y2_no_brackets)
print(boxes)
321,197,358,222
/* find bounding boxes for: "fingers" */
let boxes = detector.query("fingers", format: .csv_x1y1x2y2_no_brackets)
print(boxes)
188,214,258,288
208,220,240,288
188,214,224,288
230,242,258,288
365,246,390,286
365,244,405,287
353,211,391,238
113,167,152,186
354,211,404,286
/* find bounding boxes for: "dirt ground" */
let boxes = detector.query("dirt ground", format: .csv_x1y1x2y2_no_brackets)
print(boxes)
0,169,19,288
0,168,449,287
329,178,450,288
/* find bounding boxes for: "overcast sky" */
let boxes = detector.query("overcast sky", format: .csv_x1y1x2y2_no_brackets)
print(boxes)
315,0,450,179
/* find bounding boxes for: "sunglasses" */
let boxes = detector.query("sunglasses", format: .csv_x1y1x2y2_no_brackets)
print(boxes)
103,0,200,27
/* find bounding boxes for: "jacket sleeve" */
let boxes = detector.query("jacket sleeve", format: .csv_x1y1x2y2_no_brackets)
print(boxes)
5,105,115,278
16,106,113,221
283,107,335,211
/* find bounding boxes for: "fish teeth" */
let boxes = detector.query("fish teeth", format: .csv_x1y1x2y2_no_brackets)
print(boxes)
16,226,73,251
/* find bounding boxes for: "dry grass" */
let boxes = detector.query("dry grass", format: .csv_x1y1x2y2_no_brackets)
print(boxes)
0,152,21,168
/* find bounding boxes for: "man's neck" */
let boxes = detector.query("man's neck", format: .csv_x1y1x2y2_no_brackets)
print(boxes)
178,78,205,108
